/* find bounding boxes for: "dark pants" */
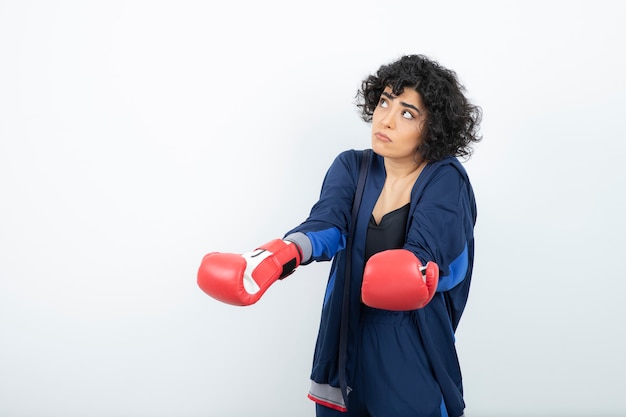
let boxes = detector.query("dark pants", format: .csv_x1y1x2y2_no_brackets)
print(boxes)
316,306,451,417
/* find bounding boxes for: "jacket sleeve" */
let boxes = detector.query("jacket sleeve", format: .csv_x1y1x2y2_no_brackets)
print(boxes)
284,150,362,263
404,162,476,292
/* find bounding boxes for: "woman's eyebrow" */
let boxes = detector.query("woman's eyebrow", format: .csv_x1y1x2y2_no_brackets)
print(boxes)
381,91,422,114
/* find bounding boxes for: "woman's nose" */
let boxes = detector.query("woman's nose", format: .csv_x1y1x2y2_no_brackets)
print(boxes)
379,112,394,128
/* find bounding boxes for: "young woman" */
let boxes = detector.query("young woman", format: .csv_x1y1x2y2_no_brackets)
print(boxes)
198,54,482,417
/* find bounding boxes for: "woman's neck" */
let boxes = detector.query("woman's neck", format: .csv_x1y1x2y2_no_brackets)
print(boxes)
383,157,426,181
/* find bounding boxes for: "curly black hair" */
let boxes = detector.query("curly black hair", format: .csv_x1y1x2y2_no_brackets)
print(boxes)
356,54,482,161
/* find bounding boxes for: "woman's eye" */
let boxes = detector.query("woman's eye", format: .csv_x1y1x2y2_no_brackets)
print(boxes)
379,98,388,108
402,110,414,120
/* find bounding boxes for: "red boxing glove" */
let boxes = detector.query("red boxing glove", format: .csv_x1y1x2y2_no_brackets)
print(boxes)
361,249,439,311
197,239,302,306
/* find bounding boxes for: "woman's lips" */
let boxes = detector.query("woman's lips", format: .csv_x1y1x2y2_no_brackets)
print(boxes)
375,131,391,142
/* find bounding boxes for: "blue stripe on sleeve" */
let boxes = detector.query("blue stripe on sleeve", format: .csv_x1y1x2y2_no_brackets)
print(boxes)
437,243,469,292
307,227,346,260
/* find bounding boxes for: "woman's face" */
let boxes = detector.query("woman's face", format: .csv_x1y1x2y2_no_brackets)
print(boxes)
371,86,427,163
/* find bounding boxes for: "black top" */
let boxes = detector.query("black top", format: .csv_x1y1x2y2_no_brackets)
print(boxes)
364,203,410,262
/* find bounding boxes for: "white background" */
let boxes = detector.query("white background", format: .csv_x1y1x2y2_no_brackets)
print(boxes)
1,1,625,416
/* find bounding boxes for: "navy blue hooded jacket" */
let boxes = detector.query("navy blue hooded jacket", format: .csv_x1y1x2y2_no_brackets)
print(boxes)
284,149,476,417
